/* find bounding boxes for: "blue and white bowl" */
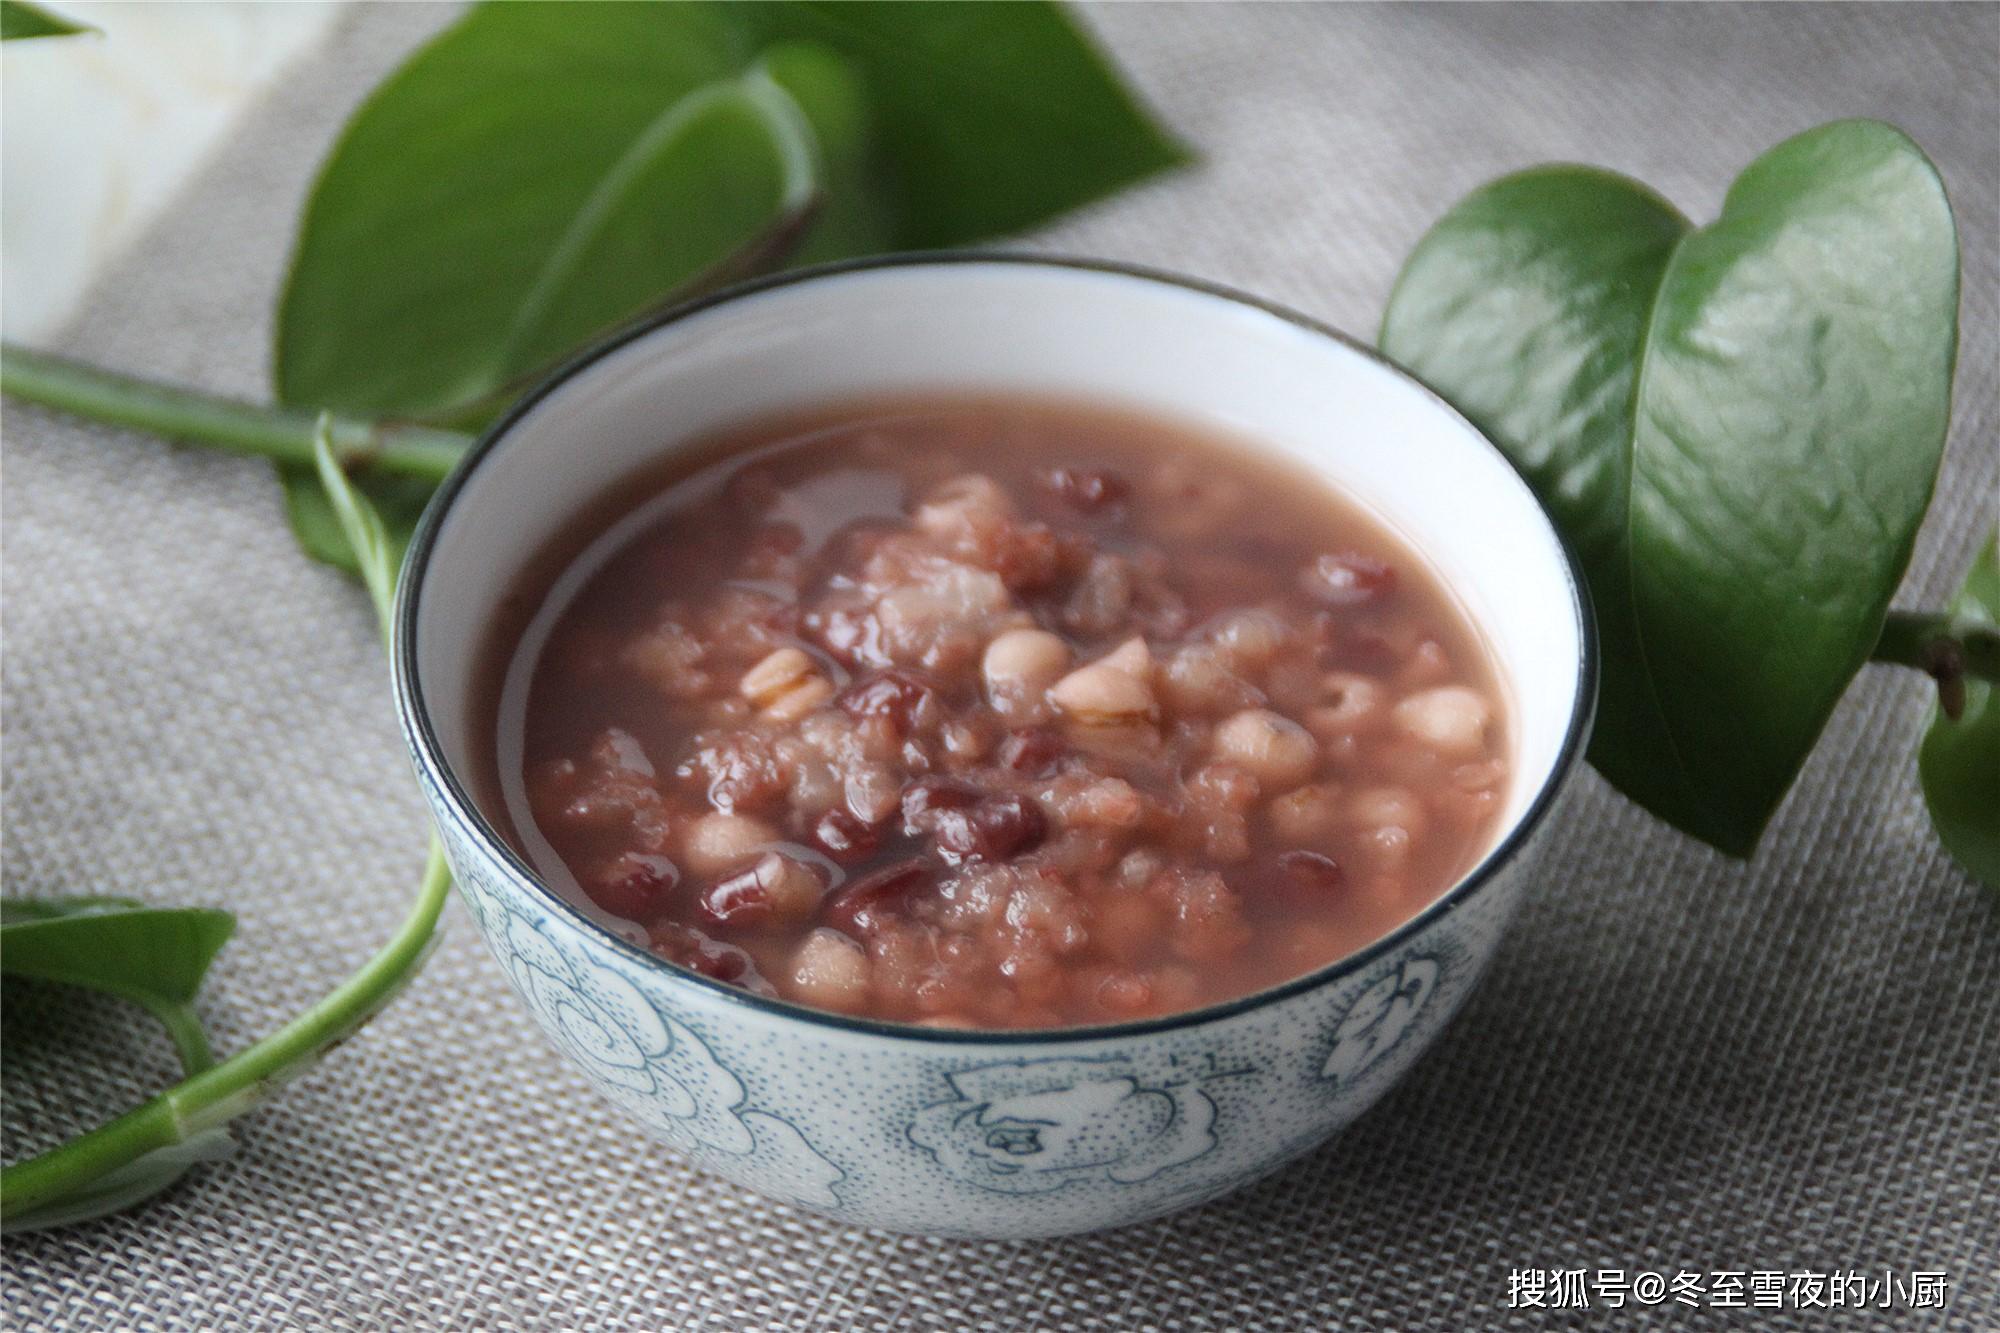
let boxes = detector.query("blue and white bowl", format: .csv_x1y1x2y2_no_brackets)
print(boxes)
392,256,1596,1238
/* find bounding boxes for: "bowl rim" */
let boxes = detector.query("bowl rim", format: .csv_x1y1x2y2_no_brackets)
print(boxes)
392,251,1598,1047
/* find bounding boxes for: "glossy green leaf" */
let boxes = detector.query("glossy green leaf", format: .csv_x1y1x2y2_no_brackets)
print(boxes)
757,40,894,265
274,0,1183,422
1918,535,2000,888
1,848,451,1233
1,0,90,40
739,1,1188,247
2,898,233,1076
1,898,235,1026
502,73,820,381
1383,120,1959,855
276,1,821,420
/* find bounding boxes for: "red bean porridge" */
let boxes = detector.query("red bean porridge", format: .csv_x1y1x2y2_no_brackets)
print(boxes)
481,396,1510,1028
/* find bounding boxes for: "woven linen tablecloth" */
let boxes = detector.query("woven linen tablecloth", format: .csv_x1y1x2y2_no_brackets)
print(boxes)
4,4,1996,1329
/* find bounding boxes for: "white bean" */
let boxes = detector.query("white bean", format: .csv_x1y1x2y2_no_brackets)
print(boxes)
1160,644,1259,715
749,852,824,925
761,676,833,722
1401,639,1452,686
1347,786,1427,838
982,628,1070,709
1213,708,1319,787
1359,823,1413,869
915,474,1012,538
1050,637,1156,723
1392,685,1491,755
682,812,777,875
787,928,871,1013
1306,672,1385,738
1206,609,1289,670
739,647,813,704
1267,782,1344,843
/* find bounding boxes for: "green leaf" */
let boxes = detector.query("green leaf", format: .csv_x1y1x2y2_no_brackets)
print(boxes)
2,846,451,1232
1382,120,1959,856
275,2,820,421
1918,535,2000,888
756,40,894,265
1,0,91,40
741,1,1189,247
509,71,820,378
310,418,400,638
1,897,233,1079
274,0,1183,422
1,899,235,1020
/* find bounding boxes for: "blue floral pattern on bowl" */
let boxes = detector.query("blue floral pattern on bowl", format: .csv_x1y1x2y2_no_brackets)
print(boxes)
1320,956,1440,1086
455,861,844,1211
907,1054,1252,1193
425,765,1543,1236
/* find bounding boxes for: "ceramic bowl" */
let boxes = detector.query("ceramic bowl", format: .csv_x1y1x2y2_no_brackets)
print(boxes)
392,255,1595,1239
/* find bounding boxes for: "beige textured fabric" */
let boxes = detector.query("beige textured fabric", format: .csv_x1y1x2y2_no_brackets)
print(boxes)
4,4,1996,1329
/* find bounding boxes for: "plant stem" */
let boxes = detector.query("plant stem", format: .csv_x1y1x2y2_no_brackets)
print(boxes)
133,997,217,1078
0,342,469,482
0,842,452,1223
1874,609,2000,720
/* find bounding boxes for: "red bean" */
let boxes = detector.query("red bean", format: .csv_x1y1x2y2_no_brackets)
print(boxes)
650,922,758,985
1271,849,1345,905
822,859,934,935
1331,630,1403,676
930,794,1048,865
838,667,938,734
900,775,981,827
900,774,1047,864
588,854,679,920
997,727,1066,776
1300,552,1397,607
812,807,882,863
696,862,774,928
989,522,1067,592
697,853,826,929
